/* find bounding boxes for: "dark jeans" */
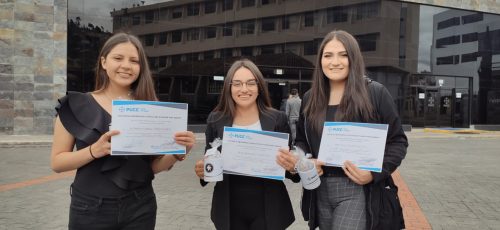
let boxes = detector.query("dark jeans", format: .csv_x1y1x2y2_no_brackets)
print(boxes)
68,184,157,230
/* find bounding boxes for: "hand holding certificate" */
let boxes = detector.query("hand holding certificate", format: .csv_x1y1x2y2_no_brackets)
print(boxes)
317,122,388,172
110,100,188,155
222,127,289,180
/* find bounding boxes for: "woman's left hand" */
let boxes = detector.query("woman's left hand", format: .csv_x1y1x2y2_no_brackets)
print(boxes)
276,148,298,172
343,160,373,185
174,131,196,154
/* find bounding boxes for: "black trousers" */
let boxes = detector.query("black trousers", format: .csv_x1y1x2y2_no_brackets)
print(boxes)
68,185,157,230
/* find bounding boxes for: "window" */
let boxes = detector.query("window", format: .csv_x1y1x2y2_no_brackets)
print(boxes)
205,27,217,39
223,23,233,36
132,15,140,25
260,45,275,54
282,16,290,30
205,1,216,14
240,20,255,35
145,11,154,24
355,33,379,52
241,0,255,8
187,28,200,41
436,35,460,48
223,0,233,11
159,56,167,67
187,3,200,16
222,48,233,58
261,17,275,32
304,12,314,27
172,7,183,19
461,52,478,63
145,34,154,46
304,41,318,55
159,8,168,20
171,55,182,64
327,6,348,23
181,77,198,94
462,32,478,43
158,32,167,45
172,30,182,43
241,47,253,56
186,53,197,61
436,55,459,65
462,13,483,24
261,0,275,5
148,57,157,69
437,17,459,30
208,79,224,94
204,51,214,60
354,2,379,20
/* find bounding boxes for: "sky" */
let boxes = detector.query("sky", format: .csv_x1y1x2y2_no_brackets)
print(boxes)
417,5,447,72
68,0,171,32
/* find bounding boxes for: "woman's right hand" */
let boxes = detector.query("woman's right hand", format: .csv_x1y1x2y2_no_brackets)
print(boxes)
91,130,120,158
195,159,204,179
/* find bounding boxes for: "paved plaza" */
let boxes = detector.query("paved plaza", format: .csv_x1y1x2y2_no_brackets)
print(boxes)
1,130,499,229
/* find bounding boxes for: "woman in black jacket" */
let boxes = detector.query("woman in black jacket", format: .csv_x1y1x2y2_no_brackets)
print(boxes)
283,30,408,229
194,59,300,230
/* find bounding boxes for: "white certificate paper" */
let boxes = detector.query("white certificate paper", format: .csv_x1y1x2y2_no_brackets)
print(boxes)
111,100,188,155
317,122,388,172
222,127,289,180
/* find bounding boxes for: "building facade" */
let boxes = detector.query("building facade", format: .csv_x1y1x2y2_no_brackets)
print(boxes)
0,0,499,135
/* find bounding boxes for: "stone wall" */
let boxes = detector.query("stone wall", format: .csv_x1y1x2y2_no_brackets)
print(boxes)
401,0,500,14
0,0,67,135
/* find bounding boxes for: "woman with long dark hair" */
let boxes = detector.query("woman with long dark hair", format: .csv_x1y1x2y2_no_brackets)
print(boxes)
51,33,195,229
281,30,408,229
194,59,300,230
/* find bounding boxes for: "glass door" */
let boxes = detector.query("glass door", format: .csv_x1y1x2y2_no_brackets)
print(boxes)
424,89,439,127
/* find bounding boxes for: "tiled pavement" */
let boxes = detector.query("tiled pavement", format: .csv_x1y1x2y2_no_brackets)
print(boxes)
1,129,499,229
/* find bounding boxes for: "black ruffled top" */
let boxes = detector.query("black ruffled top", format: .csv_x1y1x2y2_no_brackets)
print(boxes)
56,91,154,197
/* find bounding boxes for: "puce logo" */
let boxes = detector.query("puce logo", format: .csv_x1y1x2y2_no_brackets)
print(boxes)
328,127,348,133
229,133,252,140
118,107,149,113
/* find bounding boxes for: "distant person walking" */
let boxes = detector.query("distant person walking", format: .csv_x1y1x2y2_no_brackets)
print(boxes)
286,88,301,144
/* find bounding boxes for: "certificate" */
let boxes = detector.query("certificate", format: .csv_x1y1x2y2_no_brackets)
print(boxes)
221,127,289,180
110,100,188,155
317,122,388,172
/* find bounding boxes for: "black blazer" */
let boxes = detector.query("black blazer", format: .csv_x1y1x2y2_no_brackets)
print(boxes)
202,109,300,230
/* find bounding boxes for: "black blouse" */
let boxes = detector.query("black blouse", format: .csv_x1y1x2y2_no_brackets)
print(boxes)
56,91,154,197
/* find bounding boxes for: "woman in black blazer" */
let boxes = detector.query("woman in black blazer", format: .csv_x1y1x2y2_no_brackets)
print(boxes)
194,59,300,230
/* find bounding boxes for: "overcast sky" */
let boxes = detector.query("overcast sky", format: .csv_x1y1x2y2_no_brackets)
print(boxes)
68,0,170,32
417,5,446,72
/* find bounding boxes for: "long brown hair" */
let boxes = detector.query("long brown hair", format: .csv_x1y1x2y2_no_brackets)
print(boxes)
213,59,273,118
94,33,157,101
304,30,374,133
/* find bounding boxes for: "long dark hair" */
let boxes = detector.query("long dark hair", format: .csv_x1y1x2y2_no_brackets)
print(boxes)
94,33,157,101
304,30,374,133
213,59,273,118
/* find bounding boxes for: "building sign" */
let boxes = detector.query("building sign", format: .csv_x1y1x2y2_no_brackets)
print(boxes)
428,96,435,107
443,97,450,108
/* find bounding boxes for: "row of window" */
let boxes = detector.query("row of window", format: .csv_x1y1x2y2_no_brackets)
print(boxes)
436,52,479,65
139,5,381,47
146,33,379,69
437,13,483,30
128,0,279,25
147,44,307,69
435,32,478,48
122,1,379,28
